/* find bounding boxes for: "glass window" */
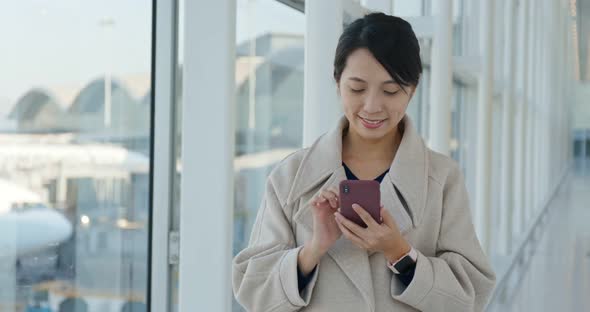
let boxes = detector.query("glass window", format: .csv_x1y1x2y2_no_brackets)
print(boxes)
168,1,304,311
232,0,304,311
394,1,424,16
405,69,427,136
232,0,304,252
0,2,153,311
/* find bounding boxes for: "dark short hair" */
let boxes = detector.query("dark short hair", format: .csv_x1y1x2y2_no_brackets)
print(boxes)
333,12,422,88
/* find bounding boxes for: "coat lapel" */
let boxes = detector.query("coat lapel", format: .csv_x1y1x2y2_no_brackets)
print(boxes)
381,173,414,233
387,116,429,228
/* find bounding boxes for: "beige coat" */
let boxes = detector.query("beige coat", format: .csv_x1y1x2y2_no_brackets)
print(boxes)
232,115,496,312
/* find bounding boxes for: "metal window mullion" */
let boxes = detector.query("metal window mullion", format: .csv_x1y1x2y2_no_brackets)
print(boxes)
303,0,344,147
428,0,453,155
150,0,178,311
474,0,494,254
178,0,236,311
497,0,517,256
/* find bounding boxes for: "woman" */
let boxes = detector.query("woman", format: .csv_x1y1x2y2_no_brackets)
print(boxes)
233,13,496,312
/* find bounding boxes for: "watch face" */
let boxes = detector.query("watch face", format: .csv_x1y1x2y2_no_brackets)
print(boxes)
394,255,416,274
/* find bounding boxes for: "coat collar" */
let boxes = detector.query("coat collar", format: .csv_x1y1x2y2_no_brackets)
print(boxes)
289,114,428,229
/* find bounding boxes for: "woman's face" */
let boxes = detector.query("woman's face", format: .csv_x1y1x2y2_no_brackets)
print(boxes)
337,48,415,142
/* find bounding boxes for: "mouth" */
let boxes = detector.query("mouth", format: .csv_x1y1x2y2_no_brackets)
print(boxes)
358,116,387,128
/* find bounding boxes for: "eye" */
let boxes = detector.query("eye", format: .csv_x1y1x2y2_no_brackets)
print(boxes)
384,90,399,96
350,88,364,93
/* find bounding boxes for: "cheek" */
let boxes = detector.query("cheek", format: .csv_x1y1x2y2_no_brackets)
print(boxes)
340,94,362,113
385,99,408,114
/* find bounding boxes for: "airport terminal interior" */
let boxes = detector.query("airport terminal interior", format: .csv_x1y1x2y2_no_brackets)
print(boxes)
0,0,589,311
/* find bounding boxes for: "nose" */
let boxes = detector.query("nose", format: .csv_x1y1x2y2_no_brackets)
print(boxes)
362,90,384,114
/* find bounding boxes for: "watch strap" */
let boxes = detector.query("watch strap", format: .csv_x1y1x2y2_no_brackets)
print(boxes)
387,247,417,274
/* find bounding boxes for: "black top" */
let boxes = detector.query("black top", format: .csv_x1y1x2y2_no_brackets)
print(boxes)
297,162,415,292
343,161,390,183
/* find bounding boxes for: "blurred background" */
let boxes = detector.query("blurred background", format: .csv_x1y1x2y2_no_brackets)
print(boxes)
0,0,588,311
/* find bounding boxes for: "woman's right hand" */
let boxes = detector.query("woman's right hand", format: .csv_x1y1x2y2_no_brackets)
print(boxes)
298,186,342,275
310,186,342,253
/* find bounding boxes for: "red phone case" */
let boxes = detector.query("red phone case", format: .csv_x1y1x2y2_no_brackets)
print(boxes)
339,180,381,228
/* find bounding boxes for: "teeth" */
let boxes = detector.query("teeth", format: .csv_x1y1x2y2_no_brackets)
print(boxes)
362,117,383,124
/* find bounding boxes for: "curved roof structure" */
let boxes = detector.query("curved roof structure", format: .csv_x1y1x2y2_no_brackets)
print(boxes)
68,78,135,114
7,74,151,133
8,89,64,121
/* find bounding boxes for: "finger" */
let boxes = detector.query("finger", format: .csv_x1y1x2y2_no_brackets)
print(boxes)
328,186,339,195
328,188,340,208
334,212,368,239
324,188,339,201
322,190,339,209
312,195,331,211
352,203,380,229
336,216,369,249
337,222,367,248
380,206,397,228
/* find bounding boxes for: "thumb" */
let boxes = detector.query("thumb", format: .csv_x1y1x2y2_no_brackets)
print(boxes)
380,206,396,228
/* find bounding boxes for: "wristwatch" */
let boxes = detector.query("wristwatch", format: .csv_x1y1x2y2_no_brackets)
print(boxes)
387,246,418,274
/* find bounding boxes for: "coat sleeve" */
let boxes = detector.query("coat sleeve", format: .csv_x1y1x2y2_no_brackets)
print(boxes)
390,165,496,312
232,177,320,312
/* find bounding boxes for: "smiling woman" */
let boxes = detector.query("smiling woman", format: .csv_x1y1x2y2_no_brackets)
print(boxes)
339,49,412,134
334,14,422,148
233,12,495,312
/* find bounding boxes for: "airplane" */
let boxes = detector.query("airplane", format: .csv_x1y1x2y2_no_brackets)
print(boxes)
0,138,149,287
0,179,72,258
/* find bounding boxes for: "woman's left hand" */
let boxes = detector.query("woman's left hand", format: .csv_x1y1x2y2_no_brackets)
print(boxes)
334,204,411,262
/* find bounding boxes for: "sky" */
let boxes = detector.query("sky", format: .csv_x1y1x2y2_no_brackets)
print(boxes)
0,0,424,113
0,0,304,108
0,0,153,104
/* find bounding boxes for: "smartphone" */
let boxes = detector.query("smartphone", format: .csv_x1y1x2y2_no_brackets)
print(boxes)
339,180,381,228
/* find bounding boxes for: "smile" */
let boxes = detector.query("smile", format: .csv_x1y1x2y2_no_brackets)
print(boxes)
359,116,386,123
358,116,387,128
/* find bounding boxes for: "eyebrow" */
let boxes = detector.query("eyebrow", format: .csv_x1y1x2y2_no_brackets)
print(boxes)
348,77,397,85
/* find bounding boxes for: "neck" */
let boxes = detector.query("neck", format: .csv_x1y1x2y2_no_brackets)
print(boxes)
342,122,403,163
